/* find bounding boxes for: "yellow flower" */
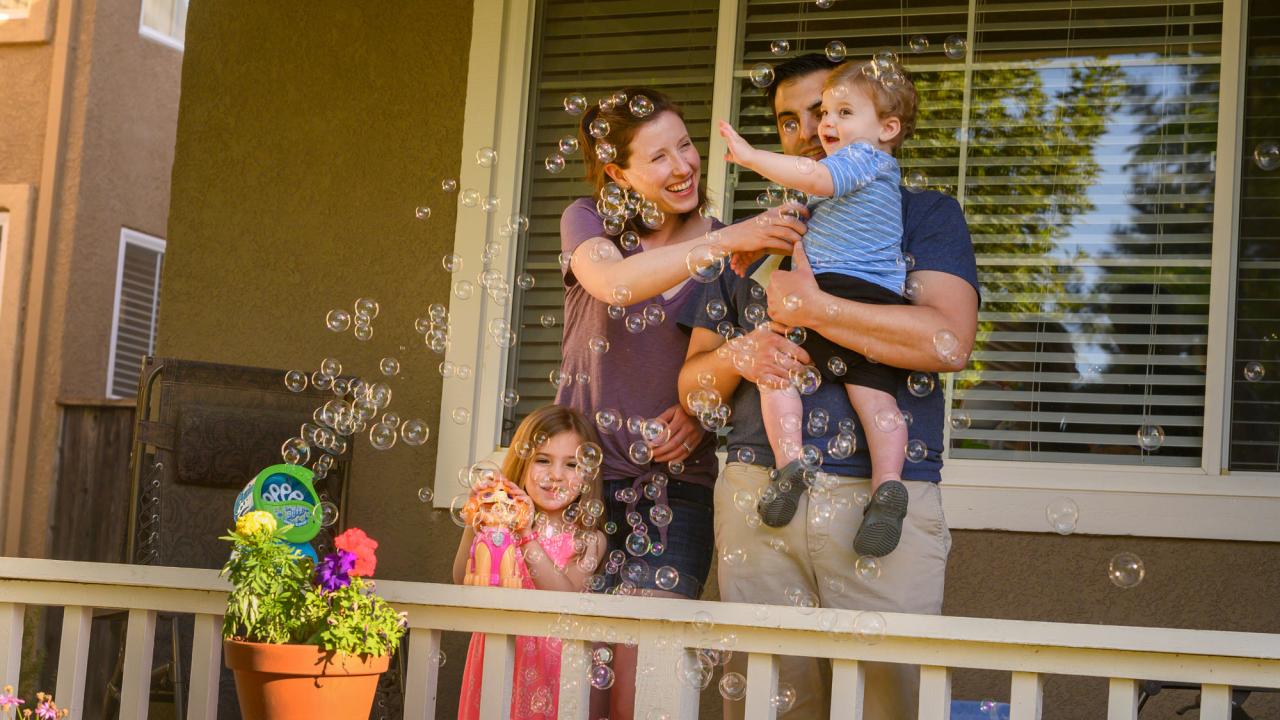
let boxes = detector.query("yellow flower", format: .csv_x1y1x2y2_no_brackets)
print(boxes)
235,510,278,538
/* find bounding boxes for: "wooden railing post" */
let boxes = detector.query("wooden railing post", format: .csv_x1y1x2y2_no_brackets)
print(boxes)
403,627,442,720
1200,684,1232,720
478,632,515,719
1107,678,1139,720
919,665,953,720
744,652,780,720
556,639,590,719
119,609,157,720
1010,671,1043,720
830,659,865,720
54,606,92,719
186,613,222,720
635,643,699,719
0,602,23,687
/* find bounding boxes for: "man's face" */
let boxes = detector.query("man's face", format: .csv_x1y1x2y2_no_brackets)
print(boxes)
773,69,830,159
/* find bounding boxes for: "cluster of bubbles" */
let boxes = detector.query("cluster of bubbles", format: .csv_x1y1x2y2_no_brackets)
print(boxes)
549,90,658,174
1045,496,1147,588
280,299,437,525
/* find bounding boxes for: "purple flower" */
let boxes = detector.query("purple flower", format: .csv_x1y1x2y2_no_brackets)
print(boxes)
35,699,57,720
0,688,23,711
315,549,356,592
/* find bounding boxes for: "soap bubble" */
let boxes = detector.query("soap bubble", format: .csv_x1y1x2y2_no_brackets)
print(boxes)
625,531,651,556
772,683,797,712
417,486,434,503
1108,552,1145,588
544,154,566,174
852,611,886,643
686,245,726,283
1045,497,1078,535
1244,361,1265,382
949,411,971,431
1254,142,1280,171
736,447,756,464
501,388,520,408
588,336,610,354
718,671,747,700
770,39,791,56
325,309,351,332
904,276,923,300
903,169,928,192
907,371,935,397
475,147,497,167
644,304,666,325
654,565,680,590
825,40,847,62
629,95,655,118
313,500,339,528
641,419,670,446
590,664,615,690
827,433,855,459
440,178,457,192
816,0,832,7
625,314,647,333
549,369,571,389
595,409,622,434
369,422,397,450
629,441,653,465
451,407,471,425
855,555,881,580
379,357,400,377
453,280,474,299
589,119,611,141
933,329,960,359
905,439,928,462
401,419,430,446
516,272,535,291
944,34,967,59
909,35,929,53
319,357,342,378
1136,424,1165,451
441,254,463,273
575,442,603,470
281,437,310,465
749,63,775,88
564,93,588,115
789,365,822,395
284,370,308,393
558,136,579,154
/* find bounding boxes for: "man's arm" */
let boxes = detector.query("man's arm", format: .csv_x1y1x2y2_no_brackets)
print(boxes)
766,245,977,373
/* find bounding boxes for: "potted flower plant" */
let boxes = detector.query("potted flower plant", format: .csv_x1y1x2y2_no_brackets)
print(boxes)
0,687,67,719
220,511,406,720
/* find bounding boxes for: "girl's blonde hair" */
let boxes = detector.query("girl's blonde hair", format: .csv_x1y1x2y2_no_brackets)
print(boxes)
503,405,604,530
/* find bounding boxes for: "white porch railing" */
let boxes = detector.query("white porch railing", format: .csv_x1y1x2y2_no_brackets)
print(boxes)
0,557,1277,719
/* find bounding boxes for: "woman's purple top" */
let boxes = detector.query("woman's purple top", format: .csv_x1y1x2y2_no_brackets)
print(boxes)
556,197,723,487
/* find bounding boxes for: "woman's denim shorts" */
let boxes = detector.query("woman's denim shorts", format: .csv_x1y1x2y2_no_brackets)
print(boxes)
598,476,715,599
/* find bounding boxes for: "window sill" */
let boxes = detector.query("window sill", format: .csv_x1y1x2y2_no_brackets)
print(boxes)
138,24,183,52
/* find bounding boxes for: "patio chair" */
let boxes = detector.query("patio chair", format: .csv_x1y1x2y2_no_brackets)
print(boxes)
99,356,353,720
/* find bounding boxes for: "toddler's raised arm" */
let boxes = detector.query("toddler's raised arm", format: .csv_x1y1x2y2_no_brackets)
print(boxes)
719,120,835,198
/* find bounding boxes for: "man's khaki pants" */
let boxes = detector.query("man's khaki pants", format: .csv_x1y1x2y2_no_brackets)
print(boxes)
715,462,951,720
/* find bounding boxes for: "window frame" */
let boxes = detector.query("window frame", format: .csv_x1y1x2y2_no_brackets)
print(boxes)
105,228,166,400
438,0,1278,541
137,0,187,52
0,185,36,554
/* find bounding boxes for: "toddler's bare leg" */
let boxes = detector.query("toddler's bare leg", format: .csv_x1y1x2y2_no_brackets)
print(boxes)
847,384,910,557
756,375,809,528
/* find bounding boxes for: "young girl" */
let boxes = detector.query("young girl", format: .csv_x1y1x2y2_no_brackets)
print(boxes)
452,404,607,720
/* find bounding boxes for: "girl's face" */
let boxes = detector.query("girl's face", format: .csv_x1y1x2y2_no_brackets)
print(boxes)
607,111,702,216
522,431,585,514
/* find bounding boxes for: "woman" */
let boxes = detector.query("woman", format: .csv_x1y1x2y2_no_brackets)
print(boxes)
556,87,806,717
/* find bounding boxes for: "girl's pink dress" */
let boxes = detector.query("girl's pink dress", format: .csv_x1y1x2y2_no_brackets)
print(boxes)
457,530,577,719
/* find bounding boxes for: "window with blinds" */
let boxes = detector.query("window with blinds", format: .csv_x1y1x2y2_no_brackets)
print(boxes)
1228,1,1280,471
501,0,720,443
107,229,165,398
734,0,1222,467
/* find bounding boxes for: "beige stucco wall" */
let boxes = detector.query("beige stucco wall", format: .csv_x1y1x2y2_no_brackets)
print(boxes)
157,0,471,582
3,0,183,557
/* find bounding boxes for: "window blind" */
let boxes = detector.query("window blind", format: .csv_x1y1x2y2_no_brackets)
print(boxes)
502,0,720,443
108,232,165,398
1228,2,1280,471
734,0,1221,466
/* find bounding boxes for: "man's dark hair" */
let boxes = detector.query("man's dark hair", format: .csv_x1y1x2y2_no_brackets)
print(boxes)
764,54,840,114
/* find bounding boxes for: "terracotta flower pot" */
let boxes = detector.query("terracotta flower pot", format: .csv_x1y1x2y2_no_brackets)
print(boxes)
223,639,389,720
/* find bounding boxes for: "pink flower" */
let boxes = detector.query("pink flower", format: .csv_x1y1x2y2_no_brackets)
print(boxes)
334,528,378,577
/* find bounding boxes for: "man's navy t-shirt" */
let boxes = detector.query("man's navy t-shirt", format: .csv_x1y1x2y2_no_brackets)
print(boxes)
679,190,978,482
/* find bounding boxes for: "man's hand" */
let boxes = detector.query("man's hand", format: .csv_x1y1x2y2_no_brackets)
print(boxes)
651,403,706,463
766,241,823,327
719,120,757,168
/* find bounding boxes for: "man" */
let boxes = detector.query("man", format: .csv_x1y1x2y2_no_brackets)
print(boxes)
678,54,979,719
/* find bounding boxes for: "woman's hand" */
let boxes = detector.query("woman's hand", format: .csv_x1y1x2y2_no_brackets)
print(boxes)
735,322,811,385
651,403,706,463
711,203,808,259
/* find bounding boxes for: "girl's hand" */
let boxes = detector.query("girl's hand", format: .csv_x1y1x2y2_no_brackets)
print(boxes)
711,203,808,258
719,120,756,167
651,403,706,463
